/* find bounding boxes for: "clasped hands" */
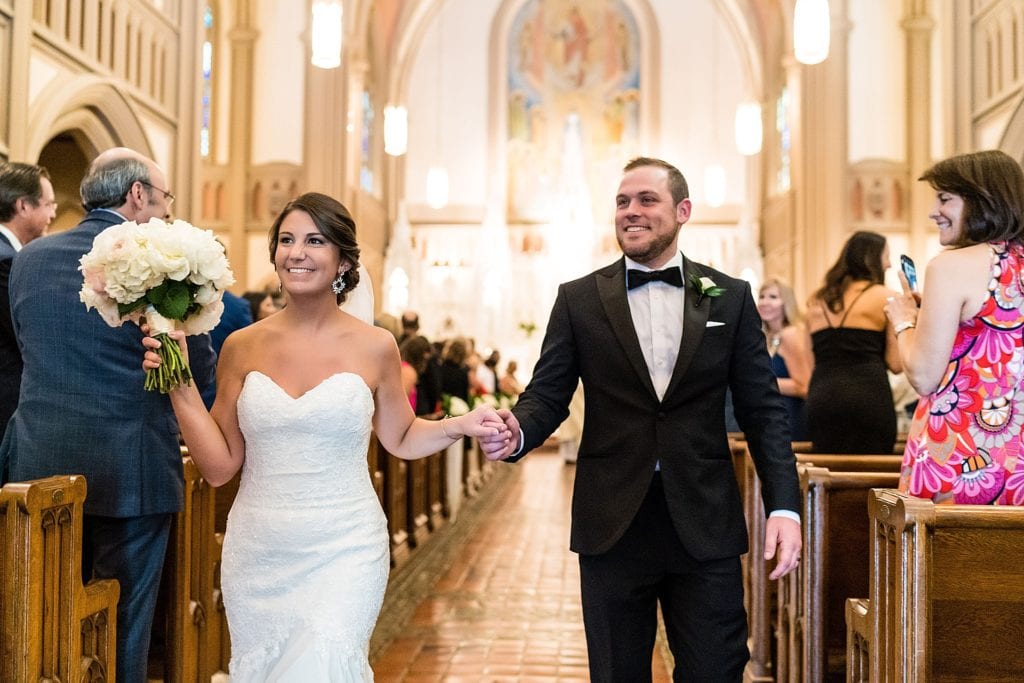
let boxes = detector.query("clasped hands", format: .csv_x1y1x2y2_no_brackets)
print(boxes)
477,408,521,461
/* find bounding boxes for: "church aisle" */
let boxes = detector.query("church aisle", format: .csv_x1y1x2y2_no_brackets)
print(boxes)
371,448,672,682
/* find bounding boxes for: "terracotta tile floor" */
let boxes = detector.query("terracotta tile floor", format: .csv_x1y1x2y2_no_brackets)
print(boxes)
371,448,672,682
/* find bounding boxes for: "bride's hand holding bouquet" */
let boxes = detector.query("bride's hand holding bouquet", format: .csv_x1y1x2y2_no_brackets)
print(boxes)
79,217,234,393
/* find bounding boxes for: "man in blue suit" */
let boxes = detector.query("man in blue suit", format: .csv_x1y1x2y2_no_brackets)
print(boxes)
0,162,57,442
0,147,215,683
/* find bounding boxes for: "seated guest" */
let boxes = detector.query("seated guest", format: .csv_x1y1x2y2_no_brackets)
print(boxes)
498,360,523,398
399,335,433,411
758,277,813,441
886,150,1024,504
242,290,280,321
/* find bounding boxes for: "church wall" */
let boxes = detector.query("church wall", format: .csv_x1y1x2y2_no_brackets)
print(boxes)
847,0,904,162
403,0,498,212
251,0,305,165
648,0,748,209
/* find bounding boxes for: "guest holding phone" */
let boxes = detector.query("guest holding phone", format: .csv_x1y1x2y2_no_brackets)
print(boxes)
885,150,1024,505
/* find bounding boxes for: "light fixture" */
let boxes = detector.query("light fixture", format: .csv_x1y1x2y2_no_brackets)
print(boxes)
426,167,449,209
793,0,830,65
704,164,726,208
384,105,408,156
310,0,343,69
734,102,762,156
387,266,410,313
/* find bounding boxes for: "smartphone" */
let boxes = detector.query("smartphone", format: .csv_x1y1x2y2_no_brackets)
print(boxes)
900,254,918,291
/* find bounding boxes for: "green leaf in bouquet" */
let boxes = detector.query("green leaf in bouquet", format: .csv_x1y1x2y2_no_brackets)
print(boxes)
148,280,192,321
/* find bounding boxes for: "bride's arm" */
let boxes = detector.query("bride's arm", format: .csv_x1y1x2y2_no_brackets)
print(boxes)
145,331,246,486
370,329,506,459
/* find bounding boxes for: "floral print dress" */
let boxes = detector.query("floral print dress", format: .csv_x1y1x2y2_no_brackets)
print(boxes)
901,241,1024,505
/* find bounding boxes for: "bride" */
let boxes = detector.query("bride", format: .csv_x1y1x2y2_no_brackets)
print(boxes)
144,192,508,681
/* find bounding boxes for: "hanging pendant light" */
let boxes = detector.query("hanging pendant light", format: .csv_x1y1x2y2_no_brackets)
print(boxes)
793,0,830,65
384,105,408,156
310,0,343,69
426,167,449,209
703,165,726,208
734,102,763,156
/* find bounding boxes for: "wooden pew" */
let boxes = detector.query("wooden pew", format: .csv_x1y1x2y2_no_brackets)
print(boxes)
776,464,899,683
734,445,901,683
161,454,229,682
859,489,1024,682
844,597,870,683
426,448,446,530
378,437,411,566
0,475,119,682
407,458,431,547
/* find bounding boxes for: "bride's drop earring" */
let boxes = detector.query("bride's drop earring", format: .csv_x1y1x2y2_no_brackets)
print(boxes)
331,271,346,295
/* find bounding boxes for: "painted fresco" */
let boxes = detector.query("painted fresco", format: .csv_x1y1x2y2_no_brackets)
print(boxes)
507,0,641,223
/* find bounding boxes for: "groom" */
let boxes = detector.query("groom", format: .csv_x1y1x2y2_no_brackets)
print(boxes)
480,157,801,681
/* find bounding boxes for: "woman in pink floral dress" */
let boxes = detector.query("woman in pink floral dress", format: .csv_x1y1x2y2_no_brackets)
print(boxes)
885,150,1024,505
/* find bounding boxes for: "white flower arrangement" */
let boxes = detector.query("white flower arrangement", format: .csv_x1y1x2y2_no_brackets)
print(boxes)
444,395,471,417
79,218,235,392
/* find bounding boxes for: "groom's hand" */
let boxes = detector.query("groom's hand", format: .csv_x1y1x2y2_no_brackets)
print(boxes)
765,516,802,580
479,408,521,461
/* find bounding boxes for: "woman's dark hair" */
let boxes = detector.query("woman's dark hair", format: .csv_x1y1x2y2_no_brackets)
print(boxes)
400,335,433,375
919,150,1024,247
242,291,268,321
268,192,361,304
443,338,468,366
814,230,887,313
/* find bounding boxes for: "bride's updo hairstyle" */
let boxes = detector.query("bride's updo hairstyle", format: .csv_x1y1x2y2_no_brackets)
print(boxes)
268,191,361,304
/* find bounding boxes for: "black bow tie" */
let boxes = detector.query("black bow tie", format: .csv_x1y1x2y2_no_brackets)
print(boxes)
626,267,684,290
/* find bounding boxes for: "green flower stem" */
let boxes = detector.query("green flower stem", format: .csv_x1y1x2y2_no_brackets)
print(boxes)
144,332,193,393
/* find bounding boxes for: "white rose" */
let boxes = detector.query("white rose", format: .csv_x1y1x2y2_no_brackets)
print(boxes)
80,286,125,327
180,298,224,335
193,283,221,306
145,225,191,281
698,276,717,291
448,396,471,416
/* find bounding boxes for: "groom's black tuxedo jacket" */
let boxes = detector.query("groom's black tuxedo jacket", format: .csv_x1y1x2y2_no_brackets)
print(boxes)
510,255,800,559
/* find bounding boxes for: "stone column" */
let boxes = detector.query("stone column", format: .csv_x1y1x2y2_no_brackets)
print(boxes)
5,0,34,160
303,0,349,203
902,0,935,258
227,0,257,284
791,0,851,297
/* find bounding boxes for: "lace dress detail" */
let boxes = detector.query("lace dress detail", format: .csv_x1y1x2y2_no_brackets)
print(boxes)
223,371,388,681
902,242,1024,504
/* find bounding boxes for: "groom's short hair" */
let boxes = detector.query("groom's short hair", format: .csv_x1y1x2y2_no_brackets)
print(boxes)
623,157,689,206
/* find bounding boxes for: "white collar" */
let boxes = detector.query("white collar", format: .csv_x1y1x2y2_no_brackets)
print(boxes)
0,224,24,251
624,251,683,273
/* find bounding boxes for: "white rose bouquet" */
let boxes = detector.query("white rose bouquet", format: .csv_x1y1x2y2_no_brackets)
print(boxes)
79,218,235,393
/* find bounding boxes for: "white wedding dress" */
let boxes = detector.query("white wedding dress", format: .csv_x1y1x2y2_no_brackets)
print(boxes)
222,369,389,682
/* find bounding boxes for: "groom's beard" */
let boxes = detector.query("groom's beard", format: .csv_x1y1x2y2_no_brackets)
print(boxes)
616,225,681,264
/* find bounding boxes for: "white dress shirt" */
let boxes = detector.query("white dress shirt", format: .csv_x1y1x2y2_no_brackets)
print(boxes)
625,252,685,400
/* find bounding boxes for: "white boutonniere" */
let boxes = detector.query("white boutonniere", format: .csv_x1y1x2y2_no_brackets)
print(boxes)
689,274,726,308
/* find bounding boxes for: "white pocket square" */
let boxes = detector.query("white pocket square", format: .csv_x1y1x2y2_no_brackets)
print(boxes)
706,321,726,327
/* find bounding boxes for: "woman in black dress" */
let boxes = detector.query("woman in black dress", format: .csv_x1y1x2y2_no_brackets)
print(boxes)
804,231,903,453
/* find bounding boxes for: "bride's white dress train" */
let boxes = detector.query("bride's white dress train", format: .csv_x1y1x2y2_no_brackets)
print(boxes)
222,370,388,682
